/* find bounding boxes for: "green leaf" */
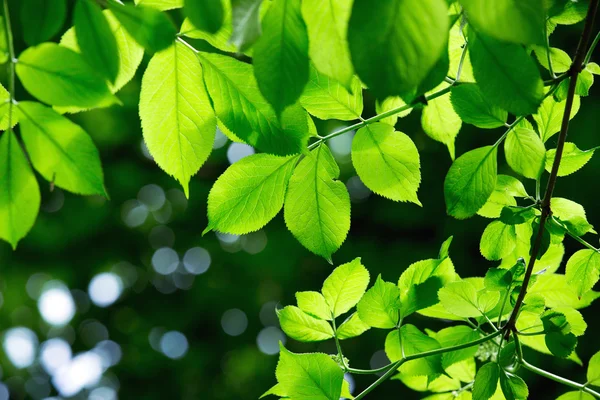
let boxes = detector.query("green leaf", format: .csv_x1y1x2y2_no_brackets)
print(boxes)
230,0,264,51
505,128,546,180
277,306,334,342
301,0,353,88
341,379,353,399
472,362,500,400
500,206,537,225
21,0,66,46
576,69,594,96
461,0,545,45
546,331,577,358
444,145,497,219
321,258,369,318
336,312,370,340
436,326,480,369
400,276,444,317
260,383,286,399
352,123,421,205
0,83,17,130
205,153,298,234
545,143,595,177
552,197,595,236
385,324,443,377
500,372,529,400
398,257,457,307
284,145,350,260
135,0,183,10
184,0,224,34
276,345,344,400
375,96,411,127
439,280,498,318
74,0,120,83
533,95,580,142
253,0,308,114
198,51,309,155
556,392,595,400
108,2,177,53
485,268,513,291
60,10,145,100
296,291,330,320
0,130,41,249
480,220,517,261
528,274,580,309
469,30,544,116
496,175,529,198
554,306,587,336
450,83,507,129
347,0,449,98
357,275,401,328
180,0,236,52
421,86,461,160
300,66,363,121
565,249,600,297
477,189,517,219
587,351,600,386
17,102,106,196
532,45,571,74
16,43,113,108
0,16,8,64
139,42,216,197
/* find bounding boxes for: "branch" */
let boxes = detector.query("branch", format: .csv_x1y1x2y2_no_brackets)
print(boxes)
505,0,600,333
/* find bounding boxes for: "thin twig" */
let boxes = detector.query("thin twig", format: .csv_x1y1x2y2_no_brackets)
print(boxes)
505,0,600,333
2,0,15,130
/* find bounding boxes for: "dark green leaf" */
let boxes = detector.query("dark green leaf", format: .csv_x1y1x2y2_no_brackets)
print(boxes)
500,206,537,225
253,0,309,114
469,30,544,116
184,0,224,34
74,0,120,83
450,83,508,129
21,0,66,45
108,2,177,53
348,0,449,98
500,372,529,400
473,362,500,400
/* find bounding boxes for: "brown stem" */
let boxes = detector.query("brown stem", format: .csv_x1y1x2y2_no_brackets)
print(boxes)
505,0,600,333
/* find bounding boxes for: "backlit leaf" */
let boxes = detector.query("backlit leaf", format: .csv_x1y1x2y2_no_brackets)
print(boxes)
284,145,350,260
357,275,401,328
450,83,507,129
504,128,546,179
277,306,334,342
321,258,369,318
140,42,216,197
352,123,421,205
205,153,298,234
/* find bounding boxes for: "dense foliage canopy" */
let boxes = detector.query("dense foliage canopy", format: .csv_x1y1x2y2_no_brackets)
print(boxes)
2,0,600,399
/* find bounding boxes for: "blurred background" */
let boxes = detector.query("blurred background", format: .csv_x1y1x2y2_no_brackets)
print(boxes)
1,1,600,399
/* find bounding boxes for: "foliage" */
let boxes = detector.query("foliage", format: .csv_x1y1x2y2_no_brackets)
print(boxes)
2,0,600,399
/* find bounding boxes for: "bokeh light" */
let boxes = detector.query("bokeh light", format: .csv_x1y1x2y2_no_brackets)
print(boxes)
221,309,248,337
88,273,123,307
37,282,76,326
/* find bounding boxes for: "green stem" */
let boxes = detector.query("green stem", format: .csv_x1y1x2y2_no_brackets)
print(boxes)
331,316,348,371
307,84,455,150
492,116,525,148
2,0,15,130
522,361,600,398
352,331,502,400
553,217,600,252
584,30,600,65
